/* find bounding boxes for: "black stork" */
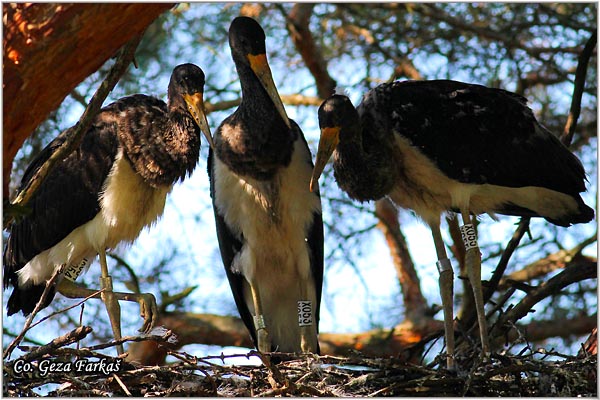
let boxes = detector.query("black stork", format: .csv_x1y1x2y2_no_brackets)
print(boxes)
208,16,324,354
4,63,213,354
310,80,594,368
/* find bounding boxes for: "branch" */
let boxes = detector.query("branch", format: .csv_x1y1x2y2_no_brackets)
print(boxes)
3,266,65,359
374,199,428,322
561,31,597,145
487,219,532,298
498,314,597,347
498,236,597,290
285,3,337,98
490,261,597,340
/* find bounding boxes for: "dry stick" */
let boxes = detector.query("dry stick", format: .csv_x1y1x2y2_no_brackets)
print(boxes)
82,330,176,352
5,326,93,366
28,288,104,331
490,262,596,339
4,34,142,230
112,373,133,397
3,267,64,359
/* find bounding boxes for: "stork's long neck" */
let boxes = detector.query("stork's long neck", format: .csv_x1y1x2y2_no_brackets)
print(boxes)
164,106,202,181
335,120,397,202
237,63,287,134
215,61,293,180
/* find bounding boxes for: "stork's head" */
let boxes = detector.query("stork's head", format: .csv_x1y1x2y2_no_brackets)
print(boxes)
169,63,214,149
228,16,290,129
310,95,359,192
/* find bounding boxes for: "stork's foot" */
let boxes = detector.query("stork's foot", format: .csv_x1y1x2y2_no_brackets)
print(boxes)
57,279,158,344
134,292,158,334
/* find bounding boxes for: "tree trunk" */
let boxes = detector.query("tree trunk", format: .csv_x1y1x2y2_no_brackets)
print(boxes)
3,3,174,199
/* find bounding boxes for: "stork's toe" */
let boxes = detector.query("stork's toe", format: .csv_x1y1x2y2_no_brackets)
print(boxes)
137,292,158,333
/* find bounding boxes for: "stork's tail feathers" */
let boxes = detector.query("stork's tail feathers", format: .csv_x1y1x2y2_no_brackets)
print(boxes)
7,284,56,316
545,197,595,227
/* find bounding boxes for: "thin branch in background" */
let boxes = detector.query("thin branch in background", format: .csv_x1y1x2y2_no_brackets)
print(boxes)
284,3,337,98
108,252,141,294
69,89,89,108
3,266,64,359
2,328,46,347
561,31,597,146
498,233,597,289
490,261,597,340
27,288,104,332
485,217,531,303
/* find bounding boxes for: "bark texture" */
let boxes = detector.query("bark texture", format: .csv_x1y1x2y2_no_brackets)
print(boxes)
3,3,174,199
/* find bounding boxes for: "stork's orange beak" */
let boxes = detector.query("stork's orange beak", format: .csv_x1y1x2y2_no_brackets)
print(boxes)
183,92,214,149
309,126,340,192
248,53,291,129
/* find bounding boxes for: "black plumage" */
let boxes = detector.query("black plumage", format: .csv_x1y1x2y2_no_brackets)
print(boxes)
5,124,118,315
209,17,323,354
310,80,594,368
4,63,212,349
313,81,593,225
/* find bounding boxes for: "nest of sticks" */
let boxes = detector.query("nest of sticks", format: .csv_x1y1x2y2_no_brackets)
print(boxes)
3,326,597,397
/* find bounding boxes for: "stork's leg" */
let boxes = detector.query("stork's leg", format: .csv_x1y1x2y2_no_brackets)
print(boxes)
430,223,455,370
250,283,271,353
98,249,124,355
298,289,318,353
459,210,490,357
56,252,158,354
57,280,158,334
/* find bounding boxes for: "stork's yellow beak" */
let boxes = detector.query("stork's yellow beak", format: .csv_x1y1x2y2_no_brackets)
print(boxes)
183,92,214,149
309,126,340,192
248,53,291,129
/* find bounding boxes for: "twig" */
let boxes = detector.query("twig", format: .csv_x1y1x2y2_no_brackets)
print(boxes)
561,31,597,146
2,328,46,347
5,326,93,366
4,34,142,230
3,266,64,359
113,373,132,396
486,217,531,303
28,288,104,331
490,261,596,339
82,329,176,351
108,252,141,293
